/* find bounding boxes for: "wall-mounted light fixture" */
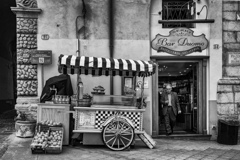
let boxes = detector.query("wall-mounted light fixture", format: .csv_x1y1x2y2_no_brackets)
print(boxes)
197,5,208,19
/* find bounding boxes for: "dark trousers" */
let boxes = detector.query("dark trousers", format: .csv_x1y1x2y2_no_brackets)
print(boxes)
164,106,176,134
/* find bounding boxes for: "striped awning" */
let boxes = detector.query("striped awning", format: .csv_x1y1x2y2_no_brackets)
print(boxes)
58,54,156,77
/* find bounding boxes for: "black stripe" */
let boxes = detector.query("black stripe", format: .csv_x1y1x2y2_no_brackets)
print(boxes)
134,60,140,72
75,56,80,67
84,57,89,68
93,57,98,69
118,59,123,71
126,60,132,71
66,55,72,66
59,54,64,65
102,58,107,69
110,58,115,69
141,60,149,72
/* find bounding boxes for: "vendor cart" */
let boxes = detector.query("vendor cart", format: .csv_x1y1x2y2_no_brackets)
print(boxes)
58,54,156,151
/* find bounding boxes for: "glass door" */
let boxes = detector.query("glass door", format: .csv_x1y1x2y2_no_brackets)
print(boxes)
192,65,198,133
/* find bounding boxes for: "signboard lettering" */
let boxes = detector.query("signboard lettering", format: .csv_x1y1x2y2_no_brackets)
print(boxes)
151,28,209,56
31,50,52,65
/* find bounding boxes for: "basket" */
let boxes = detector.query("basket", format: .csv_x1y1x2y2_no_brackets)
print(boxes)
45,127,63,154
76,99,91,107
36,123,62,133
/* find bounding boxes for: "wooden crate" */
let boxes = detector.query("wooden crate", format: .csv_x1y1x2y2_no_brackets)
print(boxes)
45,127,63,154
37,104,70,145
30,130,48,154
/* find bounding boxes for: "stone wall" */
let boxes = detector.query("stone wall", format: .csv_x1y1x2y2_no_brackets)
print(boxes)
217,1,240,144
11,0,41,121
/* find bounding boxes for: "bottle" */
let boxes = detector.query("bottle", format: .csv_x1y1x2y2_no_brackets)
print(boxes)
78,82,84,99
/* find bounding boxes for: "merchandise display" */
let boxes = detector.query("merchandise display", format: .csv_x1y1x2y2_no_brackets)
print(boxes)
91,86,105,94
31,127,63,154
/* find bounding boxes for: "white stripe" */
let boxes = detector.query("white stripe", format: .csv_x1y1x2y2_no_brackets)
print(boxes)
97,57,102,68
70,55,77,66
129,59,136,71
106,58,111,68
122,59,128,70
137,60,145,71
89,57,94,67
114,59,119,69
80,56,85,67
61,55,68,65
144,61,153,72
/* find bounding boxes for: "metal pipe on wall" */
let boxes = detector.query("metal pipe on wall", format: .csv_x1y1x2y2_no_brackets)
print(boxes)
109,0,115,96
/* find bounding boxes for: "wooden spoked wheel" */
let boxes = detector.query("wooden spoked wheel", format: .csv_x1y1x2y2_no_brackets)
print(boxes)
102,120,134,151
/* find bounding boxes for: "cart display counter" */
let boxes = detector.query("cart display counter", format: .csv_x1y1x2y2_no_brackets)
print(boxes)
73,106,145,134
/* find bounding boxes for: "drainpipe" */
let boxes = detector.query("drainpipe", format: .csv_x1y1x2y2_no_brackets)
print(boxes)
76,0,87,105
109,0,114,97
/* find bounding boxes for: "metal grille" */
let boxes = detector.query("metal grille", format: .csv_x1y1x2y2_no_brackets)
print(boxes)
162,0,195,28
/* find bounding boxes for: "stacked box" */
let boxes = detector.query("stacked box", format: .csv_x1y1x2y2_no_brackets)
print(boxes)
30,127,63,154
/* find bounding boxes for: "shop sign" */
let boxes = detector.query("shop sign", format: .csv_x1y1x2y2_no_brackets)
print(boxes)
31,50,52,65
78,111,95,129
151,28,209,56
229,53,240,64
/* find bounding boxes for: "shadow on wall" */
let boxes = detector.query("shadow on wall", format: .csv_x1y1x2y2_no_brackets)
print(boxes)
0,0,16,113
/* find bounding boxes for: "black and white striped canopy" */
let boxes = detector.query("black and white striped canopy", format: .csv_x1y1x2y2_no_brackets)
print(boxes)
58,54,156,77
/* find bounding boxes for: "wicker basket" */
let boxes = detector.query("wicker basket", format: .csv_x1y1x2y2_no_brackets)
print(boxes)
71,99,91,107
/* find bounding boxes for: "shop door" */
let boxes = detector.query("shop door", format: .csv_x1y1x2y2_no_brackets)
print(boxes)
152,59,207,136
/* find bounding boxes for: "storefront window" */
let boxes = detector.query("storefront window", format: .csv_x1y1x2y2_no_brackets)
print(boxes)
162,0,195,28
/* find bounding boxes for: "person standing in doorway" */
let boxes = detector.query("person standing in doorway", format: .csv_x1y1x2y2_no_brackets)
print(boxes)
160,84,181,135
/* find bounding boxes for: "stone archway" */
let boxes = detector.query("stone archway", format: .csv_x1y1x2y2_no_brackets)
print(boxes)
11,0,41,120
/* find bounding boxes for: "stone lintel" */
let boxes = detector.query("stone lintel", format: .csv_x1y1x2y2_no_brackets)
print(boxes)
11,7,42,18
218,78,240,85
16,97,40,104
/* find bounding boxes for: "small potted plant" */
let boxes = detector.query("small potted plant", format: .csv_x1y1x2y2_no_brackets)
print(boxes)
14,111,36,138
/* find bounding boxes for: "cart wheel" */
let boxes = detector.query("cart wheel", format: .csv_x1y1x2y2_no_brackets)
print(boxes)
102,120,134,151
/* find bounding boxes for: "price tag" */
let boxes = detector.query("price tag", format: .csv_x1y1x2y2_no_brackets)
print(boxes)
39,57,44,64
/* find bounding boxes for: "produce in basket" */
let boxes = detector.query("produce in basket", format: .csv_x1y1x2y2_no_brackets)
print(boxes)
83,93,92,99
31,131,49,148
47,130,63,147
38,120,62,126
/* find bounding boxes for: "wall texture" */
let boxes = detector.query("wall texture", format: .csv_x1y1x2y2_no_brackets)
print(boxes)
217,0,240,143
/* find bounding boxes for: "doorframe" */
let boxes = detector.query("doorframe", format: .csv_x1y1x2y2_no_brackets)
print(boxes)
151,56,209,136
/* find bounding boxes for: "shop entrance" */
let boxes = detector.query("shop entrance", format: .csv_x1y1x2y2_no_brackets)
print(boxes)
152,59,208,136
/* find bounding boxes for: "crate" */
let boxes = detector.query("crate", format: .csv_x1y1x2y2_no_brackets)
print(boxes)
35,123,62,133
30,130,49,154
45,127,63,154
37,104,70,145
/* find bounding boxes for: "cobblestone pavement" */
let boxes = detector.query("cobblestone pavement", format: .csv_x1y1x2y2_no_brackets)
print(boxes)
1,135,240,160
0,118,15,159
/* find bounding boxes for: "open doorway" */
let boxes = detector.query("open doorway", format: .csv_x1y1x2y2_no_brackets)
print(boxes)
158,61,198,135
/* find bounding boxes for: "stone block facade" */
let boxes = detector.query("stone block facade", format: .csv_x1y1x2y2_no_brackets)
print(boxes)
218,1,240,144
11,0,41,121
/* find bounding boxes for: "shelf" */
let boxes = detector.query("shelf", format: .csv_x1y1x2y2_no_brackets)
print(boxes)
73,129,144,134
158,19,215,24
